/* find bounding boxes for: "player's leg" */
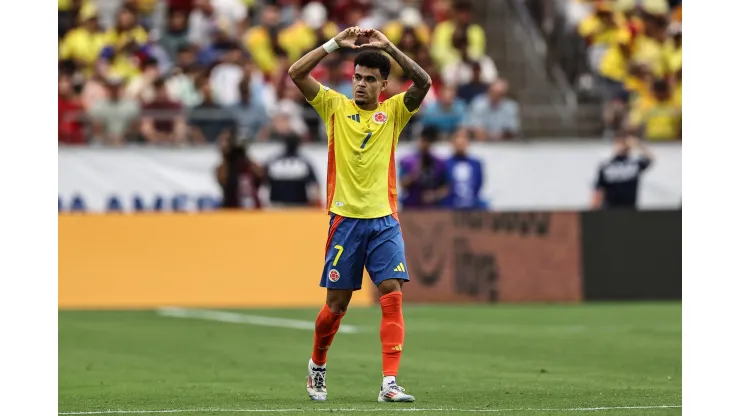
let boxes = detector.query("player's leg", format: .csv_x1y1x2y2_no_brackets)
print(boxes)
307,214,367,401
365,214,415,402
307,289,351,401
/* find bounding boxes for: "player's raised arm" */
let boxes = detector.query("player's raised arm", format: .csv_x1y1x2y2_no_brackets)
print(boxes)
288,27,363,101
360,29,432,112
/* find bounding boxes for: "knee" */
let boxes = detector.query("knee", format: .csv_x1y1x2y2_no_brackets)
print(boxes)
377,279,403,296
326,300,349,314
326,290,352,314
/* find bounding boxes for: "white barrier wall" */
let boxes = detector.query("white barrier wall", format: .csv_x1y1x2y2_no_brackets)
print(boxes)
58,142,682,212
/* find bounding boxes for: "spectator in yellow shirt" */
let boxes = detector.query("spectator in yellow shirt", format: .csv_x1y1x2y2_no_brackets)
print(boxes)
59,0,93,38
278,2,339,64
578,1,624,47
59,4,106,73
629,79,681,141
625,13,671,93
431,0,486,69
104,5,149,53
383,7,431,48
598,8,671,103
578,1,626,73
243,4,283,75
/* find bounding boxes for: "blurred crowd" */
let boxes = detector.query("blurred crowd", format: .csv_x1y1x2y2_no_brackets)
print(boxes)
58,0,519,146
575,0,681,141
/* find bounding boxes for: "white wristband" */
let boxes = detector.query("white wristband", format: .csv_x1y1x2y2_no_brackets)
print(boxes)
323,38,340,53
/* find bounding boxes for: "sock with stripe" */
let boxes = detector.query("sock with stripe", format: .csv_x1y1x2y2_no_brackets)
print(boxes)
311,303,345,366
379,292,405,379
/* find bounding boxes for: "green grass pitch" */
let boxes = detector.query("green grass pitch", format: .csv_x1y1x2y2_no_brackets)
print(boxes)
59,303,681,416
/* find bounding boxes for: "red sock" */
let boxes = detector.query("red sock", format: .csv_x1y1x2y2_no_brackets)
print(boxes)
311,304,345,366
379,292,405,377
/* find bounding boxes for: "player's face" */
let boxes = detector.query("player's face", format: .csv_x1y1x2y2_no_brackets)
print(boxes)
352,66,387,106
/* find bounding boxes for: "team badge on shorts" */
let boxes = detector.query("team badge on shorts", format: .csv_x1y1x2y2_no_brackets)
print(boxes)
372,111,388,124
328,269,341,282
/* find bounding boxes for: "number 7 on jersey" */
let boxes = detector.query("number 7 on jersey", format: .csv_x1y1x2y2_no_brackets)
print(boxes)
360,132,372,149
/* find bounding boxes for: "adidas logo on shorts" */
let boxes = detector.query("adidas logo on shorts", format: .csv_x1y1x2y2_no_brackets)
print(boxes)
393,263,406,272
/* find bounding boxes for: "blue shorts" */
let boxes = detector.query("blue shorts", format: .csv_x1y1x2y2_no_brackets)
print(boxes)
320,213,410,290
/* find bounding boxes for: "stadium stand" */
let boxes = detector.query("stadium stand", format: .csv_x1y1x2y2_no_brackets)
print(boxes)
58,0,681,144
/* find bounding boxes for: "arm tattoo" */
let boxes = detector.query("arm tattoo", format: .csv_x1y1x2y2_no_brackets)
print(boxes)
385,44,432,112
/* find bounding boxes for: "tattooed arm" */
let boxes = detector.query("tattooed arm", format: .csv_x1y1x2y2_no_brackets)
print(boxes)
361,29,432,112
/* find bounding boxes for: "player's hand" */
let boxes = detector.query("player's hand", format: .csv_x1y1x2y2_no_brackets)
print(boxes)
359,29,391,50
334,26,363,49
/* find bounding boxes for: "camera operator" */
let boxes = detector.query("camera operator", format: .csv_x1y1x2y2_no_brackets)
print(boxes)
215,134,263,209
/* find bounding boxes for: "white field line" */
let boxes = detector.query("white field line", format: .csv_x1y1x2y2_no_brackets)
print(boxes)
59,405,681,415
155,307,359,334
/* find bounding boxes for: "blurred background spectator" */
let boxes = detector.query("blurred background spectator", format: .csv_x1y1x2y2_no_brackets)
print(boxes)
628,78,681,141
88,78,141,146
591,133,654,210
399,126,449,210
216,138,263,209
466,79,521,141
58,74,86,145
444,129,486,210
140,78,187,144
264,135,321,208
456,61,490,104
431,1,486,69
188,80,235,144
421,85,467,138
322,57,354,98
232,77,270,142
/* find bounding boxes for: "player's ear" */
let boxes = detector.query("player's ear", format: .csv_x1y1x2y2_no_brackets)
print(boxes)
381,79,388,92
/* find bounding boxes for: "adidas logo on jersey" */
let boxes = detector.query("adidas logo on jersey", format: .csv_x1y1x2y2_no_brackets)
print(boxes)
347,114,360,123
393,263,406,272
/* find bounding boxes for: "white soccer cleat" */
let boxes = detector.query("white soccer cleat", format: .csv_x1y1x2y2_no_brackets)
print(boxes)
306,359,327,401
377,381,416,402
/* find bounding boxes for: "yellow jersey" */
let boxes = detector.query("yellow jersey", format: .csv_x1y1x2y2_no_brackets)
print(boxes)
629,96,682,141
308,84,418,219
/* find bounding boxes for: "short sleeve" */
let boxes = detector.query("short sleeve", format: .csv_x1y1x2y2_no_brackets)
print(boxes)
307,84,346,123
386,92,420,130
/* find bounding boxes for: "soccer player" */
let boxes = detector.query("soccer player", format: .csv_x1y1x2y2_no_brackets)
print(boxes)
288,27,432,403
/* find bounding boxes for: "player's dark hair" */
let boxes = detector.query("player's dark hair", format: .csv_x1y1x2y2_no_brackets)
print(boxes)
354,50,391,80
